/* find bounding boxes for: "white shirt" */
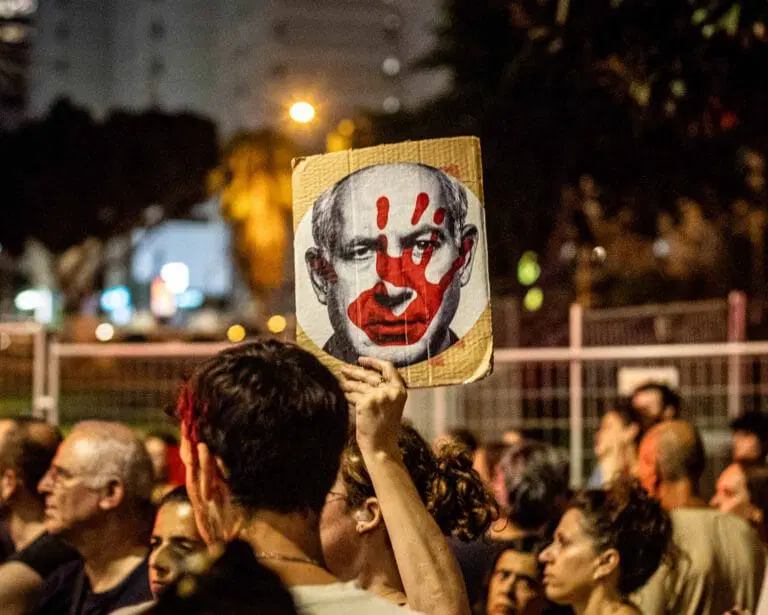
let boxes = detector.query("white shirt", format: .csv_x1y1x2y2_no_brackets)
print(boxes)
290,582,418,615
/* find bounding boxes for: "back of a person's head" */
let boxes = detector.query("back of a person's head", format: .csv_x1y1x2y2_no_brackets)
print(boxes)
497,440,570,532
652,420,706,486
69,421,154,510
731,412,768,454
147,539,298,615
571,480,672,595
744,463,768,529
342,422,497,541
446,427,479,454
177,340,349,514
0,417,61,502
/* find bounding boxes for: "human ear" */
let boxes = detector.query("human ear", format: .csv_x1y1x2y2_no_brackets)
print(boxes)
0,468,18,501
99,477,125,511
458,225,478,286
197,443,219,505
306,247,332,305
592,548,620,582
354,497,382,535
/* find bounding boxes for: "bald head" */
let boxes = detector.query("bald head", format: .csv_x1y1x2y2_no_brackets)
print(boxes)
67,421,154,505
640,420,706,491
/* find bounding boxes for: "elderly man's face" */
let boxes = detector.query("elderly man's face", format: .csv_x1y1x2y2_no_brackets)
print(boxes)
309,165,477,365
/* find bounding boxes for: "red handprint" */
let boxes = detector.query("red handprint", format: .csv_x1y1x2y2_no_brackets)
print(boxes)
346,192,472,346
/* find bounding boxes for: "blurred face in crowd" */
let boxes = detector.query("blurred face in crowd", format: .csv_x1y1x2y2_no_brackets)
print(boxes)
486,549,541,615
0,420,18,516
38,435,108,540
631,389,669,430
319,475,365,581
145,437,169,483
539,508,613,605
732,431,763,464
148,500,206,597
636,434,659,497
710,463,754,520
594,411,638,460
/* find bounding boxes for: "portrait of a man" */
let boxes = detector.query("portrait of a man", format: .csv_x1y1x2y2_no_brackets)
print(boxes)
303,163,480,367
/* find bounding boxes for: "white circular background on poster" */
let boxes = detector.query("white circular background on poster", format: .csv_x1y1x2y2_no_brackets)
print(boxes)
294,166,489,356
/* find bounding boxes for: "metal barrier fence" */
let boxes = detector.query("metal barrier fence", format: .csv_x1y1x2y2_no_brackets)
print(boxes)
0,322,46,417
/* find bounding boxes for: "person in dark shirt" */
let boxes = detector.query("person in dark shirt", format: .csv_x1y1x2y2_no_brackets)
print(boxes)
34,421,155,615
0,417,62,552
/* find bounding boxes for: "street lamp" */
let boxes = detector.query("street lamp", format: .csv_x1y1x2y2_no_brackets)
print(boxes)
289,101,316,124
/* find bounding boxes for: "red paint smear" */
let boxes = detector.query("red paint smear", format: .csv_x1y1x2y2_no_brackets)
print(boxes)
176,385,201,455
376,196,389,230
433,208,446,225
411,192,430,225
347,193,473,346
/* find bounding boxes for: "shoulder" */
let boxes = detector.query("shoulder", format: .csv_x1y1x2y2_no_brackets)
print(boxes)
291,582,421,614
9,533,80,579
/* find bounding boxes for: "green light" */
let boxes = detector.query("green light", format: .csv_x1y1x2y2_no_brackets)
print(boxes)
517,252,541,286
524,288,544,312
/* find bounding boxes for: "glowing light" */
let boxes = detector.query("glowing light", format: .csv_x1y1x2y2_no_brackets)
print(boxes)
523,288,544,312
653,239,671,258
95,323,115,342
289,101,316,124
517,252,541,286
592,246,607,263
176,288,205,310
337,119,355,137
382,57,401,76
14,289,40,311
382,96,401,114
160,262,190,294
227,324,246,343
111,307,133,326
150,277,177,318
267,314,287,334
100,286,131,312
560,242,577,262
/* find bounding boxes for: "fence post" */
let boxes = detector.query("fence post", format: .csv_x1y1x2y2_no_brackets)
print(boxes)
727,291,746,418
46,340,60,426
31,324,46,418
569,303,584,488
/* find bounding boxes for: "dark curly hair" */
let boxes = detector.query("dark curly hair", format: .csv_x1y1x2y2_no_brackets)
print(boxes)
341,421,498,541
570,480,672,595
496,441,571,532
175,340,349,514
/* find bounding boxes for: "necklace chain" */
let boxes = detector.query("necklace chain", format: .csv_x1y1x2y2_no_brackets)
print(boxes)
254,552,323,567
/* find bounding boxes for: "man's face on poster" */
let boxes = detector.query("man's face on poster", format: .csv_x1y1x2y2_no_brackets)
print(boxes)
306,164,478,366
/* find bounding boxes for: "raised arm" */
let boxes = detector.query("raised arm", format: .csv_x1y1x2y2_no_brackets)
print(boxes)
340,357,471,615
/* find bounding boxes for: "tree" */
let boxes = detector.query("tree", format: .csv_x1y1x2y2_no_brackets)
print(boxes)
0,98,218,254
372,0,768,305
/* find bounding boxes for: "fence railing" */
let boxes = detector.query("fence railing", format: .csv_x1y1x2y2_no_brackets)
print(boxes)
0,294,762,491
0,322,46,417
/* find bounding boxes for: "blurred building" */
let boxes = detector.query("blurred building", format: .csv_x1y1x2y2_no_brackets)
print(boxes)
28,0,448,134
0,0,36,129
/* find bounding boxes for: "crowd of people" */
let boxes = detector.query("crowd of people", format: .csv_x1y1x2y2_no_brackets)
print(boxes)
0,341,766,614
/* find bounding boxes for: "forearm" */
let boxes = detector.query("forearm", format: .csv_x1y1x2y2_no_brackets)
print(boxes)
362,447,471,615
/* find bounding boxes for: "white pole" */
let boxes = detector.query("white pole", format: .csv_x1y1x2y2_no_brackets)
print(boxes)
46,341,61,426
31,325,46,417
727,291,746,418
569,303,584,488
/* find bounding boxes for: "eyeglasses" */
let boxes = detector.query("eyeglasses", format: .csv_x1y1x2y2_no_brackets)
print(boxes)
43,465,78,487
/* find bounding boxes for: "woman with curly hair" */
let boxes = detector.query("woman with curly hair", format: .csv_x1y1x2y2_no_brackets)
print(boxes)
321,369,498,613
539,481,672,615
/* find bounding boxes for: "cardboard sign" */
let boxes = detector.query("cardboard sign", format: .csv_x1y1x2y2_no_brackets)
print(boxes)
292,137,493,388
617,367,680,397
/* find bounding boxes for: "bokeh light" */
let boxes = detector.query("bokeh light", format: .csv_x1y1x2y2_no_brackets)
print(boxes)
227,324,246,343
289,101,316,124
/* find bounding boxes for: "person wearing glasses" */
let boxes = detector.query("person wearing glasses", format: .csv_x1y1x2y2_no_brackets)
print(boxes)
34,421,155,615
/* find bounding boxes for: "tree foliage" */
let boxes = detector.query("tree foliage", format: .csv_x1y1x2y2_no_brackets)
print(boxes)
0,98,218,254
374,0,768,286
